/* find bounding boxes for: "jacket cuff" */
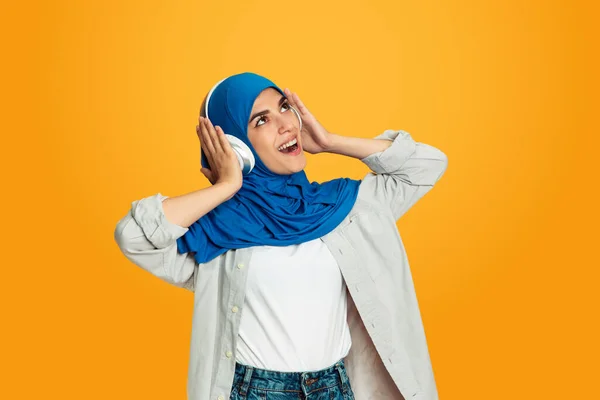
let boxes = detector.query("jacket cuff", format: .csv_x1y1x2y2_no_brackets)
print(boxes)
130,193,189,249
360,129,417,174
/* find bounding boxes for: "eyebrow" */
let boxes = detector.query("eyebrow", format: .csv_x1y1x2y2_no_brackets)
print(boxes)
248,95,288,125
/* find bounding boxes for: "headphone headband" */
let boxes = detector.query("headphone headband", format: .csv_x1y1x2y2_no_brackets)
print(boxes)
202,77,227,119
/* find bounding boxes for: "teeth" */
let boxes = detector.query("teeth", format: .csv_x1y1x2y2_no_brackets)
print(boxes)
277,138,297,151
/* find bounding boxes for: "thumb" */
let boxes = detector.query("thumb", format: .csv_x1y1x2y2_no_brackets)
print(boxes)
200,167,215,185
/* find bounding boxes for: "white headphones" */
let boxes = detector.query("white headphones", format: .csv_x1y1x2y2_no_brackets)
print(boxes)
201,79,303,175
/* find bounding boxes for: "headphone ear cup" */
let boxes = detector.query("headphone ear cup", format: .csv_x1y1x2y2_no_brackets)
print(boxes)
198,77,255,174
200,137,255,174
225,135,255,175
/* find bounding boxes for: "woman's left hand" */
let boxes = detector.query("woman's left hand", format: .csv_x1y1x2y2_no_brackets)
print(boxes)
284,88,333,154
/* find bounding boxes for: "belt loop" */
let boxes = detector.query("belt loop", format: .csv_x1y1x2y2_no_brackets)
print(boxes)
335,360,350,394
239,364,254,397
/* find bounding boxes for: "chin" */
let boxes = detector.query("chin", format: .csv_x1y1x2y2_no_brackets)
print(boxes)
270,161,305,175
290,158,307,174
279,165,305,175
290,165,306,174
268,152,306,175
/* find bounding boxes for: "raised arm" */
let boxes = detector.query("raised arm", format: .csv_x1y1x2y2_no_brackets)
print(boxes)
328,129,448,220
114,193,197,290
283,89,447,220
113,116,242,290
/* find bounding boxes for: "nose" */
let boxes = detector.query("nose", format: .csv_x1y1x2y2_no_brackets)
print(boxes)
277,112,297,135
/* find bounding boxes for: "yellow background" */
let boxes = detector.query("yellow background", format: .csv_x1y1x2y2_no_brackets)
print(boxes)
2,0,598,399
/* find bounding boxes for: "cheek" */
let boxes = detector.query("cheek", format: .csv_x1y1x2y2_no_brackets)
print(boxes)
249,136,275,161
257,145,275,161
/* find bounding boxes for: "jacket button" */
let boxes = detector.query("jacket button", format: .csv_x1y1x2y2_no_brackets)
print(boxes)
231,306,239,313
225,350,233,358
237,263,244,269
217,396,224,400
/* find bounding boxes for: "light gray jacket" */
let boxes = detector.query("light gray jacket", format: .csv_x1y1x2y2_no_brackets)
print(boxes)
114,129,448,400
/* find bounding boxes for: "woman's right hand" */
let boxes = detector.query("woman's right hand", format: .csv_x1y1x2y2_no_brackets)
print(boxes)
197,116,243,197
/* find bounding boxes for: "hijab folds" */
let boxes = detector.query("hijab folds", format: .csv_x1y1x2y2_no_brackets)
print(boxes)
176,72,361,263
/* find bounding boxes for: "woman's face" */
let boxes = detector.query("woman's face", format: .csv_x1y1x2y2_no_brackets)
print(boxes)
247,88,306,175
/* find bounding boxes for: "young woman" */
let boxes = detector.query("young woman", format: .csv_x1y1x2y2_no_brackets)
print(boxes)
114,72,448,400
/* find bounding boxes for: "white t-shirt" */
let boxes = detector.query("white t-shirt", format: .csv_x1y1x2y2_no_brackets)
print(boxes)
235,238,352,372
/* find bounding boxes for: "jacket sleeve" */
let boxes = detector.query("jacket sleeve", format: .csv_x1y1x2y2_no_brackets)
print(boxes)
113,193,198,292
359,129,448,220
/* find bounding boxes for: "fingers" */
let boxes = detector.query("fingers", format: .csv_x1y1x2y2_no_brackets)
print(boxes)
201,117,234,159
198,117,237,183
284,87,293,104
216,126,234,155
284,88,297,110
204,117,224,153
284,87,307,115
198,118,215,154
197,119,216,169
200,117,226,169
200,167,215,185
292,92,307,114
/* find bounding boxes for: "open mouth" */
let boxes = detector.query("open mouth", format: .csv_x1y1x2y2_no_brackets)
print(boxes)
277,137,301,155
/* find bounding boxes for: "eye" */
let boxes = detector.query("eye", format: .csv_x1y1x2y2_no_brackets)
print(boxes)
255,101,291,127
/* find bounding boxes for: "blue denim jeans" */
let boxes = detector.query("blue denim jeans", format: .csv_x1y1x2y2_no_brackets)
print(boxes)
230,358,356,400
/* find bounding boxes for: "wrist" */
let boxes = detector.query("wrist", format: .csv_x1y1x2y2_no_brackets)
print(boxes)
323,133,344,154
214,181,241,200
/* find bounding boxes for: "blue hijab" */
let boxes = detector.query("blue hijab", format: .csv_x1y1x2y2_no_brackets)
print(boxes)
176,72,361,263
